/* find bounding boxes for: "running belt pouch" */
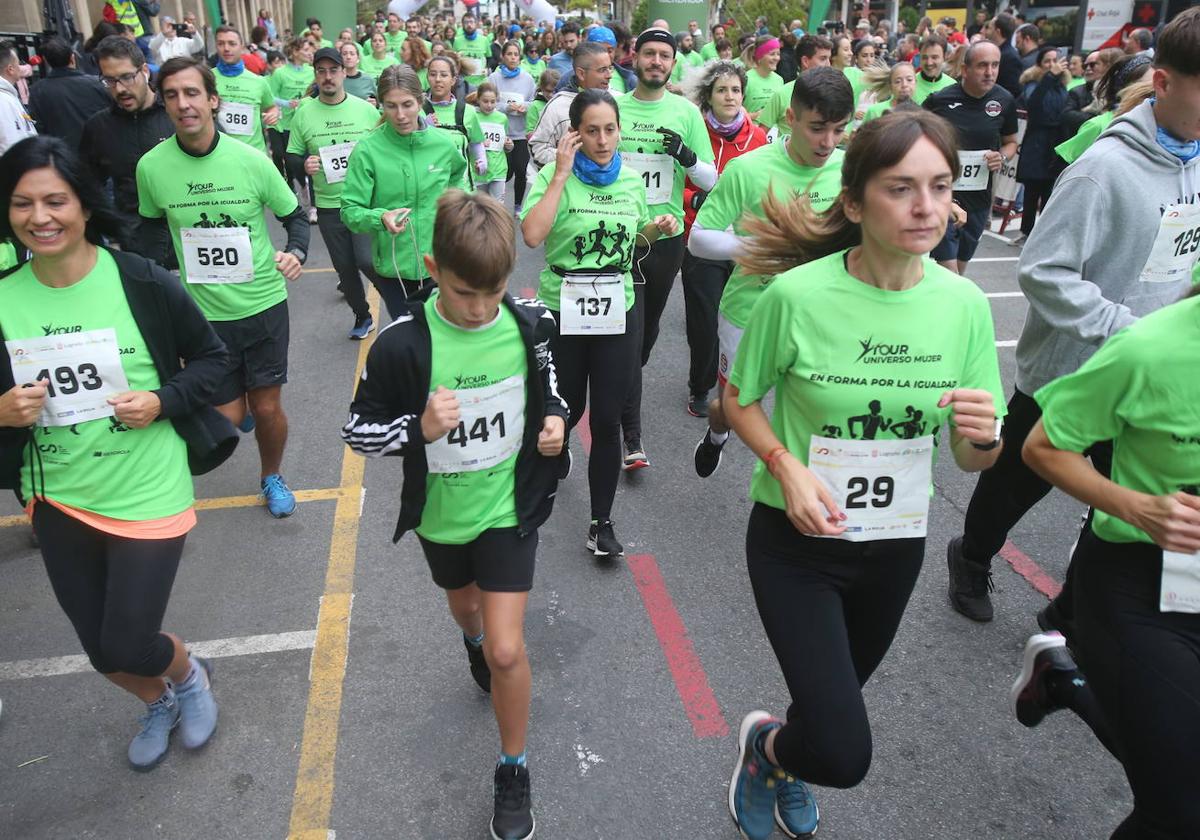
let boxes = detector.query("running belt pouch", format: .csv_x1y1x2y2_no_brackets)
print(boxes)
183,405,239,476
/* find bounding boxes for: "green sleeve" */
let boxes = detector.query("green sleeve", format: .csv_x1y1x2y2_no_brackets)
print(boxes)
260,153,300,217
637,181,652,229
135,158,163,218
268,70,283,98
693,157,744,230
729,279,799,404
759,85,786,131
448,140,468,185
685,106,714,163
464,109,485,145
259,77,274,110
1034,331,1136,454
285,113,307,155
340,142,384,232
520,163,553,221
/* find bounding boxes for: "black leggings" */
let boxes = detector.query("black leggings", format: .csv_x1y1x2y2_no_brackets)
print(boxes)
505,138,530,206
680,251,731,399
269,129,314,205
621,234,685,443
549,308,639,521
746,503,924,788
1019,178,1054,236
1070,528,1200,839
33,503,185,676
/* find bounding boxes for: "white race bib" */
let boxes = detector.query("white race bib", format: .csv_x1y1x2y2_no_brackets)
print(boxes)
482,122,506,153
5,328,131,427
559,272,626,336
1139,203,1200,284
425,374,526,473
217,100,256,136
621,151,674,204
180,226,254,285
319,141,357,184
806,435,934,541
1161,550,1200,613
953,150,990,191
498,92,525,112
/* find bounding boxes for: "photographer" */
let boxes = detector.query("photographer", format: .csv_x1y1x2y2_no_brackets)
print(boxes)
149,16,205,65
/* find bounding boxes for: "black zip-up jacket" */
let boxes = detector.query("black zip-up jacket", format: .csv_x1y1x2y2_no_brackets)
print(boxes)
0,248,237,499
80,98,175,250
340,294,569,542
26,67,112,150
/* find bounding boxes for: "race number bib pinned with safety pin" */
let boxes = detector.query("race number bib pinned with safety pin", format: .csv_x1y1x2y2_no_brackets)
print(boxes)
953,150,990,191
1139,203,1200,284
1160,550,1200,614
498,92,526,112
319,141,357,184
181,226,254,285
806,435,934,541
621,151,674,204
217,101,256,136
559,272,626,335
425,375,526,473
482,122,506,153
5,328,130,427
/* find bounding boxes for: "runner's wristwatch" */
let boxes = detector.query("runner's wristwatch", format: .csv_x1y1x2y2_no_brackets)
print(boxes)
971,418,1003,451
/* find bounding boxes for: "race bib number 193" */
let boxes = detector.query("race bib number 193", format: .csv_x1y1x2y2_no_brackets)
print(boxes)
5,328,131,427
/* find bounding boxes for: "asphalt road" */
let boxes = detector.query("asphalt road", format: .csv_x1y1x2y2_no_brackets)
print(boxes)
0,208,1129,840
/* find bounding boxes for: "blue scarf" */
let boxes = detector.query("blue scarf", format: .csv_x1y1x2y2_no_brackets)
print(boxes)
500,65,521,78
572,150,621,186
1151,97,1200,162
216,58,244,77
464,30,478,41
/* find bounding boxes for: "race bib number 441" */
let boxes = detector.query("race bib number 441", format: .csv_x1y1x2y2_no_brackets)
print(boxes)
181,226,254,284
425,375,526,473
806,435,934,541
5,328,131,427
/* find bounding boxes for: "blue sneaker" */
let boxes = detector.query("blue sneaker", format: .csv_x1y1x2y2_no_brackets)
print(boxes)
174,656,217,750
260,474,297,518
775,773,820,838
237,412,256,433
728,710,785,840
128,690,179,771
349,315,374,340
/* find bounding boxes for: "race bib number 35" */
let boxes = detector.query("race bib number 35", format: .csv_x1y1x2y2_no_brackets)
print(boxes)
806,435,934,541
953,150,990,191
319,141,357,184
425,375,526,473
218,101,256,136
621,151,674,205
5,328,131,427
181,226,254,284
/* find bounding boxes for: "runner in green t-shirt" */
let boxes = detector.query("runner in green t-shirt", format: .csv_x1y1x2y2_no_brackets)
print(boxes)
453,15,493,87
138,57,309,518
339,41,378,103
342,190,567,840
213,25,279,156
340,65,467,319
425,54,487,190
521,89,677,559
0,136,231,771
474,83,512,199
383,13,407,56
360,31,399,78
524,70,559,138
757,35,834,138
741,36,785,123
267,38,317,221
616,29,718,470
914,35,956,105
858,61,917,126
286,47,382,340
700,23,727,61
691,66,853,478
669,31,705,85
722,110,1005,840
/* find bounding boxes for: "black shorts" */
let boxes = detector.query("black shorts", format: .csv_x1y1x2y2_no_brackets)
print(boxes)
931,204,989,263
210,300,290,405
417,527,537,592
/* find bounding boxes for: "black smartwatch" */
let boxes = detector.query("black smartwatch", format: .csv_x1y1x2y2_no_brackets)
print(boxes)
971,418,1003,451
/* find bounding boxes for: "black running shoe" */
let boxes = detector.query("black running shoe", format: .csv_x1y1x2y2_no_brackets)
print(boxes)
687,393,709,418
694,429,726,478
491,764,535,840
1011,632,1077,727
622,439,649,471
586,519,623,558
463,634,491,693
947,536,994,622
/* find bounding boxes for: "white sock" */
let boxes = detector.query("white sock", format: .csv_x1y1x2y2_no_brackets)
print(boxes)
708,429,729,445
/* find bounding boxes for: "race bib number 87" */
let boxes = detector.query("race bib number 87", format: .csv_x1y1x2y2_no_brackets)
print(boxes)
953,150,990,191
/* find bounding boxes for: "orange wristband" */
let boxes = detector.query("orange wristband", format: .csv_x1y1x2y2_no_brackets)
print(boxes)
763,447,788,476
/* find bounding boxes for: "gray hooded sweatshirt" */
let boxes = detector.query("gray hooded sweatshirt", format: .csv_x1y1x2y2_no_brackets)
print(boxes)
1015,100,1199,395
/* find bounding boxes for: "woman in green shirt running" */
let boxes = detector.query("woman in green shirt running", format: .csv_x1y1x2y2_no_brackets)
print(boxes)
0,136,232,772
858,60,917,125
360,31,399,79
722,111,1006,839
741,36,784,123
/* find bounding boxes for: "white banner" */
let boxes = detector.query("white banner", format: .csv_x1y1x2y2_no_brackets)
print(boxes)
993,114,1027,205
511,0,558,25
1082,0,1134,51
387,0,427,19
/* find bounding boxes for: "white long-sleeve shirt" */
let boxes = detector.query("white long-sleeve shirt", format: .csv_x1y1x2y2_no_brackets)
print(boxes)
0,78,36,155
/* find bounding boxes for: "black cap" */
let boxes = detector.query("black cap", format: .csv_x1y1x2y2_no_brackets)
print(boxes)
635,28,677,55
313,46,344,67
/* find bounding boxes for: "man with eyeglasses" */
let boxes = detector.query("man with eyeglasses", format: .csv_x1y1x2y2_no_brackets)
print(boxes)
26,36,111,150
528,41,613,169
79,36,175,259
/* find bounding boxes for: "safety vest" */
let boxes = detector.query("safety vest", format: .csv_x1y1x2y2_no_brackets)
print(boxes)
108,0,144,37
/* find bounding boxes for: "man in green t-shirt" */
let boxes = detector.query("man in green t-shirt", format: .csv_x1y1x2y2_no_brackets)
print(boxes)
213,26,279,156
384,12,407,55
669,31,705,86
453,15,492,87
615,29,718,469
286,47,380,341
690,66,853,477
758,34,834,138
342,191,567,840
914,35,957,104
699,23,726,62
137,57,310,519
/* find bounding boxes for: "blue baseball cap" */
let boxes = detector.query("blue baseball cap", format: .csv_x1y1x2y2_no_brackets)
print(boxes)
587,25,617,46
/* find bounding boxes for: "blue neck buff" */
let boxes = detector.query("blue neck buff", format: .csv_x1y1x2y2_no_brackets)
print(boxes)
572,150,621,186
1151,97,1200,162
216,58,245,77
500,64,521,78
464,30,478,41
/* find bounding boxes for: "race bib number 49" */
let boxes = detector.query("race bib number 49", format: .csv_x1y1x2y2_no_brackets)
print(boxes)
319,141,357,184
181,226,254,284
425,375,526,473
217,101,256,136
621,151,674,205
5,328,131,427
806,435,934,541
953,150,990,191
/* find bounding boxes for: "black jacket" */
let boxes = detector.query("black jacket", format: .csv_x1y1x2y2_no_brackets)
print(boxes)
998,42,1024,98
80,99,175,257
27,67,112,150
0,248,237,498
341,295,569,542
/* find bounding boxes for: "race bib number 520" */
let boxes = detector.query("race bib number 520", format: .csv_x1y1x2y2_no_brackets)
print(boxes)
5,328,131,426
181,226,254,284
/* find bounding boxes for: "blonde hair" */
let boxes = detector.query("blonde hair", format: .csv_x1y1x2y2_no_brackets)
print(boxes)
1116,77,1154,115
860,60,904,99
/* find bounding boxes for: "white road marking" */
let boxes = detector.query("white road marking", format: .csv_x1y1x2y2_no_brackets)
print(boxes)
971,256,1020,262
985,292,1024,298
996,340,1018,347
0,630,316,681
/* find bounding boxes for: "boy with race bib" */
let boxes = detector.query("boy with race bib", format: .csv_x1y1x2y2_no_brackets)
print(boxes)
723,111,1006,840
342,191,567,840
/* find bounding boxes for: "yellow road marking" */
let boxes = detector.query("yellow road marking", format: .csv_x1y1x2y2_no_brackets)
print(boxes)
286,289,377,838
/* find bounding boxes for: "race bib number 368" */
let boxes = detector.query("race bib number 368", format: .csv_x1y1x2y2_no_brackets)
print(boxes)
217,101,256,136
5,328,131,426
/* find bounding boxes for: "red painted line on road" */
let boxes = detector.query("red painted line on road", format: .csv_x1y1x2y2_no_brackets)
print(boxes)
576,407,591,454
999,540,1062,599
627,553,730,739
520,286,536,298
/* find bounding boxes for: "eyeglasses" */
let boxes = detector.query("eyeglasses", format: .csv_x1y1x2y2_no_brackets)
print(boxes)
314,65,343,75
101,71,141,88
1083,61,1099,68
